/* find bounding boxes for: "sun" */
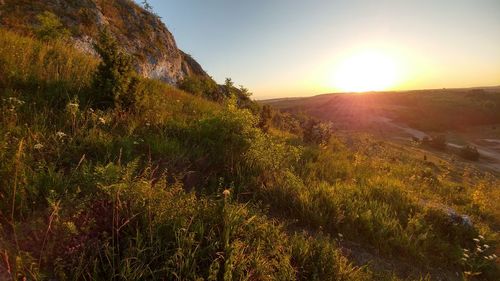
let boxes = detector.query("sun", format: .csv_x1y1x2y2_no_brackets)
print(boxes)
332,51,399,92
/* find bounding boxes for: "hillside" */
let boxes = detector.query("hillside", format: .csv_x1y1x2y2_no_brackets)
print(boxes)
262,90,500,173
0,0,208,83
0,5,499,281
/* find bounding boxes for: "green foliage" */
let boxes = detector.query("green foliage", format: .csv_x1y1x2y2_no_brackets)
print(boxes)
1,28,499,281
92,30,138,109
258,105,273,133
178,75,222,101
35,11,71,41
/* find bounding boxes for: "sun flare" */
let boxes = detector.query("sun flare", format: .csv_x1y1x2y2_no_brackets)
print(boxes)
332,51,399,92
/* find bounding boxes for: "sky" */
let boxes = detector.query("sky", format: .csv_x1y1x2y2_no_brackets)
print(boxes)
140,0,500,99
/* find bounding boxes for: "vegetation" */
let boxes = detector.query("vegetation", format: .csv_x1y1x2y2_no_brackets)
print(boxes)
92,30,139,109
35,11,71,42
0,28,499,281
460,145,480,161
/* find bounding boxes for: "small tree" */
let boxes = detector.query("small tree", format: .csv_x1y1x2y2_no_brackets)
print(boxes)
224,78,235,98
93,30,137,109
141,0,153,11
35,11,70,41
303,119,332,146
258,105,273,133
460,145,480,161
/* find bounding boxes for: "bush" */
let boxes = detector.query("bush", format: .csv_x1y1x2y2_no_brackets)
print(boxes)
258,105,273,133
178,75,222,101
303,119,332,146
35,11,71,41
460,145,480,161
92,30,138,109
422,135,447,150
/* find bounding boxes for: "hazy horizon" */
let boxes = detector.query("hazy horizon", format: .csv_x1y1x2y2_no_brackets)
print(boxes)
142,0,500,99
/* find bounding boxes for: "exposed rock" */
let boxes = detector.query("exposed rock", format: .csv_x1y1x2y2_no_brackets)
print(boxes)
0,0,209,84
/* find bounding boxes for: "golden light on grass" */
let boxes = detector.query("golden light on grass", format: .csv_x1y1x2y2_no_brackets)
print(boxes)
332,50,400,92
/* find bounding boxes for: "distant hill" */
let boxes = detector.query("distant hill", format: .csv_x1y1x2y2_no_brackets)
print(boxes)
261,88,500,132
0,0,208,84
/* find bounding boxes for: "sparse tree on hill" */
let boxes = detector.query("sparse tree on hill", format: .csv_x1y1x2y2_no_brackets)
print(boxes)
141,0,153,11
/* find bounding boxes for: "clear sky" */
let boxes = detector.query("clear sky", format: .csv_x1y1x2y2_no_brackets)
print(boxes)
141,0,500,99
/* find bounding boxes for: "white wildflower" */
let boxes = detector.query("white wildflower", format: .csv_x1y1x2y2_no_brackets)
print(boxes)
483,244,489,249
473,238,480,242
34,143,44,150
223,189,230,198
56,131,67,139
478,235,485,240
98,117,106,125
66,101,79,115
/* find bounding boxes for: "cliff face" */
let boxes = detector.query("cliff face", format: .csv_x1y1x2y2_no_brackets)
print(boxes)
0,0,208,84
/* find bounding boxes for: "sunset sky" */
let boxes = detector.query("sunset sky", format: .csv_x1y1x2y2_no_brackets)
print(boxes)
144,0,500,98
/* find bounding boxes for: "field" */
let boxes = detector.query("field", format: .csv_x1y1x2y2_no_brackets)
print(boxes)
262,89,500,174
0,29,499,281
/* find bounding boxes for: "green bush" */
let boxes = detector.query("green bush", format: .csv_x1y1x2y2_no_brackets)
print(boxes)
178,75,222,101
92,30,138,109
35,11,71,41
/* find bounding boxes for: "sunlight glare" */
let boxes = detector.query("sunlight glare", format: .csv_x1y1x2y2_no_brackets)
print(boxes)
332,51,399,92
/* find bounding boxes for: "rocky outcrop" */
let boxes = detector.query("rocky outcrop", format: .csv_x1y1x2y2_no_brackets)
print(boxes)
0,0,208,84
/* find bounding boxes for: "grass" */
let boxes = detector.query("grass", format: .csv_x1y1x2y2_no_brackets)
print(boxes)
0,28,499,280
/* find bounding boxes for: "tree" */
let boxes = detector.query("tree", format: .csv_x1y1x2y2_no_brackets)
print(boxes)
303,119,332,146
224,78,235,98
35,11,70,41
258,105,273,133
141,0,153,12
92,30,137,109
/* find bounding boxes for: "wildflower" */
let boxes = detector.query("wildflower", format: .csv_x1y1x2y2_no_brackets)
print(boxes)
98,117,106,125
338,233,343,238
222,189,230,198
483,244,489,249
66,100,79,117
478,235,485,240
463,253,469,258
473,238,480,242
56,131,67,139
133,141,139,145
34,143,44,150
146,122,151,127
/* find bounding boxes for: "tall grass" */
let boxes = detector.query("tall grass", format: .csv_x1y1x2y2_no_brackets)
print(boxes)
0,28,498,280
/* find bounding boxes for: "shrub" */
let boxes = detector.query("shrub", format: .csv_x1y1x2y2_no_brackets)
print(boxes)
92,30,138,109
258,105,273,133
178,75,222,101
35,11,71,41
303,119,332,146
422,135,447,150
460,145,480,161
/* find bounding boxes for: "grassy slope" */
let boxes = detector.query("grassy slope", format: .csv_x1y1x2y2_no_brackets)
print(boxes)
0,30,499,280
